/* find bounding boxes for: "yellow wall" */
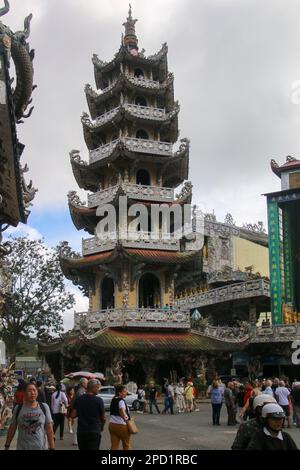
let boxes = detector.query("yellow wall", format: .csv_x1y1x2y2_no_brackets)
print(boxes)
233,237,269,277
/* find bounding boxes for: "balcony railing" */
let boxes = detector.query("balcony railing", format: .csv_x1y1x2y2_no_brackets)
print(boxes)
82,107,120,128
191,323,250,343
125,75,161,90
74,308,190,330
90,137,173,164
84,104,166,131
124,137,173,156
88,183,175,207
124,103,166,120
250,323,300,343
175,279,270,309
82,232,180,255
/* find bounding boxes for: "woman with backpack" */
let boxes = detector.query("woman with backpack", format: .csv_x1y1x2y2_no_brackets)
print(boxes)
51,383,68,441
4,382,54,450
109,385,132,450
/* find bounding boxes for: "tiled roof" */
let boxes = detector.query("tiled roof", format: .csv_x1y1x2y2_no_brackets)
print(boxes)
271,158,300,177
87,328,248,352
38,328,248,354
125,249,197,264
60,248,197,273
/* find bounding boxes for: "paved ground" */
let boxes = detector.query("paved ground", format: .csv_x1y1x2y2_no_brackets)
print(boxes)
1,402,300,450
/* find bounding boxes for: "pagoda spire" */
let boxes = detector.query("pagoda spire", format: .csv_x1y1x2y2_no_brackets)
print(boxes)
123,3,139,53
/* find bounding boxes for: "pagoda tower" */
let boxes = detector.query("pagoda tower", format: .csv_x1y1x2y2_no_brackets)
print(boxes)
60,7,206,383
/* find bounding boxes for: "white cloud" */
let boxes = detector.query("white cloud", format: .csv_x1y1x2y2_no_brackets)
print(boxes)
62,284,89,332
5,223,43,240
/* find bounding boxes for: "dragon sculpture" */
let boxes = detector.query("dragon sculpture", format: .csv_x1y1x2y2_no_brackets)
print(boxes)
0,0,35,121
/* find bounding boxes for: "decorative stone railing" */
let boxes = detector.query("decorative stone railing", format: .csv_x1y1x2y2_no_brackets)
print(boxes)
125,75,161,90
85,76,161,101
82,234,117,255
88,183,175,207
175,279,270,309
90,139,120,164
124,103,166,120
74,308,190,330
250,324,300,343
83,105,166,131
82,107,120,128
85,82,116,100
124,137,173,156
191,323,250,343
82,232,180,255
90,137,173,163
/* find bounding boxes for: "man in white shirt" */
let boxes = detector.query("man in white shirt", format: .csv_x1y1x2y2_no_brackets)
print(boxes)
275,381,291,428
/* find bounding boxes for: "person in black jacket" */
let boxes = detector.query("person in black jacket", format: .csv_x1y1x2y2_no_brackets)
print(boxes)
247,403,298,450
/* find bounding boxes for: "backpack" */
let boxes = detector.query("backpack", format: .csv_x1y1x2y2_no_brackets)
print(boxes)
15,403,47,422
137,390,144,401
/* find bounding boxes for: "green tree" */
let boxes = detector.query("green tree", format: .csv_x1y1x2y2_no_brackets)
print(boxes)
0,237,75,363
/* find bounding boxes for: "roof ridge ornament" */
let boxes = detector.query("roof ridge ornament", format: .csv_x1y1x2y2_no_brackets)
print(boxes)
123,4,138,53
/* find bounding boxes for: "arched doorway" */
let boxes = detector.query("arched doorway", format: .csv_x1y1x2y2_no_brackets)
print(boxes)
135,96,147,107
136,169,151,186
136,129,149,140
139,273,161,308
101,277,115,309
134,68,144,78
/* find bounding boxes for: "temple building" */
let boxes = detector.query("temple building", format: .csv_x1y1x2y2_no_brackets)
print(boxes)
38,8,278,384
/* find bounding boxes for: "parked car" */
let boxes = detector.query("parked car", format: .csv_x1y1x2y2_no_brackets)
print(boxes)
98,386,139,411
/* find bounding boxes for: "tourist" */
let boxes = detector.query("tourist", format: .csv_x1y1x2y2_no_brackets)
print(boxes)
148,381,160,414
137,385,146,414
236,385,245,422
264,380,274,397
246,403,298,450
71,379,105,450
184,379,194,413
209,379,223,425
161,379,173,414
192,383,199,411
72,377,88,446
36,380,46,404
272,377,280,394
224,382,237,426
66,386,76,433
291,382,300,427
274,380,291,428
239,381,259,420
4,383,54,450
13,380,25,407
77,377,88,397
109,385,132,450
232,393,277,450
175,381,186,413
51,383,68,440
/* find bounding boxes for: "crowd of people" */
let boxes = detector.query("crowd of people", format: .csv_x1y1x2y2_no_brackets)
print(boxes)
0,370,134,451
135,378,200,415
206,376,300,450
1,368,300,451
